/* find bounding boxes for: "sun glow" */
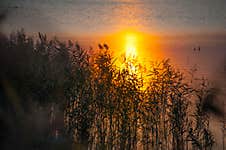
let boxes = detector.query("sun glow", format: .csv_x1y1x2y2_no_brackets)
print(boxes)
101,29,162,69
101,29,162,89
125,34,137,59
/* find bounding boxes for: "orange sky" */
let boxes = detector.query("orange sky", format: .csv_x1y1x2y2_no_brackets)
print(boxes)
1,0,225,78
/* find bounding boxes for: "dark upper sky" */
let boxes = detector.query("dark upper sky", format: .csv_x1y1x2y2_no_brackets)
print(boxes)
1,0,226,35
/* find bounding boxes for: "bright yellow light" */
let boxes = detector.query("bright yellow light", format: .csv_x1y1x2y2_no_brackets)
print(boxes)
102,29,162,69
101,29,162,89
125,34,137,59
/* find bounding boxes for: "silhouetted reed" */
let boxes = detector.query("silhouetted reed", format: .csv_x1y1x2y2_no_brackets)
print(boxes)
0,30,216,150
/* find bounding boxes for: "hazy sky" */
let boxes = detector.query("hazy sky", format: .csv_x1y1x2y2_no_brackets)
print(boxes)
0,0,226,77
1,0,226,35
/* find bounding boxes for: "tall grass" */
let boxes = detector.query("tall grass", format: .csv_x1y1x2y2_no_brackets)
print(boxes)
0,30,215,150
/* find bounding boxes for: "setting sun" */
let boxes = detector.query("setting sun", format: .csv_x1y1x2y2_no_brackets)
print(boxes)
125,33,137,59
100,29,163,70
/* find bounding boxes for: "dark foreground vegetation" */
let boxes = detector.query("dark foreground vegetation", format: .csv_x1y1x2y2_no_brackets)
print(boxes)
0,30,218,150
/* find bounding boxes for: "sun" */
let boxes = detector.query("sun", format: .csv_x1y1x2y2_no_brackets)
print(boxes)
125,33,137,59
105,29,159,71
121,31,143,73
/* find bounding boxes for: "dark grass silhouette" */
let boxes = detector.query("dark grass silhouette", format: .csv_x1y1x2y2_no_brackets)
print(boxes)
0,30,222,150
